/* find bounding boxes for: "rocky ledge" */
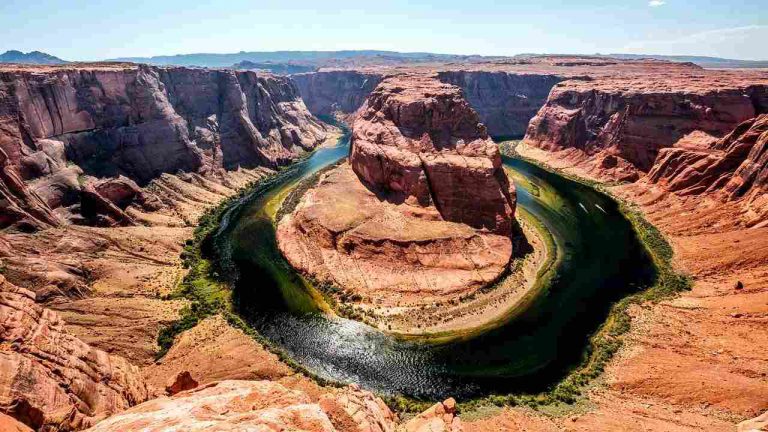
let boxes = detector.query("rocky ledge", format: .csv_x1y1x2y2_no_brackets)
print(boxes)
0,63,328,231
646,114,768,227
0,275,149,431
524,70,768,182
277,74,516,327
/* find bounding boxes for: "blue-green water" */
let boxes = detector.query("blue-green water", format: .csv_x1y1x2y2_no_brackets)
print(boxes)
213,135,656,400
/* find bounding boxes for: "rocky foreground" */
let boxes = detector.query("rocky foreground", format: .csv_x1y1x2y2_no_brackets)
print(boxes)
278,74,517,328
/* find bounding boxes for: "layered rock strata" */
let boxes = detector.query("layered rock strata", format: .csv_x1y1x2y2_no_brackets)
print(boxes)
437,71,562,138
0,275,149,431
0,64,327,230
291,70,383,118
646,114,768,226
278,75,515,310
85,380,396,432
524,76,768,180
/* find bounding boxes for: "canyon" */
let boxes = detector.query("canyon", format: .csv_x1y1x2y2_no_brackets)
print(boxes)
0,55,766,432
276,73,525,334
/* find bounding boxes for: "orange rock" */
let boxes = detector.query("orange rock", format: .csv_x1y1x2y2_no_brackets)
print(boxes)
86,380,396,432
165,371,198,395
0,276,149,431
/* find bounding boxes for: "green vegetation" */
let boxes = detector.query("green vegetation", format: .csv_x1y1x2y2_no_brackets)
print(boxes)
158,138,691,417
431,140,692,413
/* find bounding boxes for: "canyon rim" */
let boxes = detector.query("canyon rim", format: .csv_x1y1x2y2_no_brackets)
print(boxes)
1,5,768,431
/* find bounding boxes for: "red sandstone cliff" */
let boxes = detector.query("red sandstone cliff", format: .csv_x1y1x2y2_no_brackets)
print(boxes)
277,74,516,319
437,71,562,138
524,77,768,178
350,74,516,235
0,275,149,431
0,64,328,230
291,70,383,118
647,114,768,226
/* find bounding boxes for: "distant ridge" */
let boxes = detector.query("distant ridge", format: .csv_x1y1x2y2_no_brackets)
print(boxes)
604,54,768,69
231,60,316,75
108,50,495,68
0,50,68,65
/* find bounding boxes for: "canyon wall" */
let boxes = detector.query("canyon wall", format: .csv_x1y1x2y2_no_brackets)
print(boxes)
278,74,516,312
647,114,768,226
525,79,768,175
0,64,327,229
291,70,383,118
437,71,562,138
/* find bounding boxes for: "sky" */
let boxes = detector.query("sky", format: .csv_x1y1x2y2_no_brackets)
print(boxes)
0,0,766,61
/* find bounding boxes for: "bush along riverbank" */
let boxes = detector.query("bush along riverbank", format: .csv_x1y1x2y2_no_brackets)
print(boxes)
153,156,351,390
156,139,691,417
439,141,693,411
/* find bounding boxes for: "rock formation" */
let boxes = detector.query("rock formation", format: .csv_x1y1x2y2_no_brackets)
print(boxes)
350,74,516,235
0,275,149,431
85,380,396,432
525,77,768,179
292,70,383,118
278,74,515,311
0,63,328,229
400,398,462,432
647,114,768,226
437,71,562,138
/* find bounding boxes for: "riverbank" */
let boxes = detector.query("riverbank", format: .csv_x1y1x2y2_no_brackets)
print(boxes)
461,141,767,430
270,160,556,341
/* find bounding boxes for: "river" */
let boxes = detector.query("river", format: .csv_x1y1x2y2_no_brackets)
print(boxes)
212,134,656,400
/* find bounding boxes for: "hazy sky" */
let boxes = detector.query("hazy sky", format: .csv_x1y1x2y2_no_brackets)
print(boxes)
1,0,765,60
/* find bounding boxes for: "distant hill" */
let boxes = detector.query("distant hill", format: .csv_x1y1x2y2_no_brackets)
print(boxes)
109,50,494,68
0,50,67,65
231,60,316,75
604,54,768,69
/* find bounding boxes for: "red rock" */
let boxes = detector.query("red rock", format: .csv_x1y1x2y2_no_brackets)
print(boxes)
437,71,563,138
647,114,768,226
292,70,383,118
165,371,199,395
85,381,396,432
401,398,463,432
525,77,768,174
0,275,149,431
0,413,33,432
350,74,515,235
0,64,328,230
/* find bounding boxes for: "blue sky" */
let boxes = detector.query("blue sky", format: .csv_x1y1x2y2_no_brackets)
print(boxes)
0,0,765,60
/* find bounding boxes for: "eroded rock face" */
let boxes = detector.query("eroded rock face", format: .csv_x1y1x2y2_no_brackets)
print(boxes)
0,275,149,431
437,71,562,138
0,64,327,229
278,75,515,309
525,79,768,176
292,71,383,118
86,380,396,432
278,164,512,306
647,114,768,226
350,74,516,235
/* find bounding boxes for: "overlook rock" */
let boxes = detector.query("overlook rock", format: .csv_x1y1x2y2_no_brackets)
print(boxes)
85,380,396,432
278,74,515,310
0,275,149,431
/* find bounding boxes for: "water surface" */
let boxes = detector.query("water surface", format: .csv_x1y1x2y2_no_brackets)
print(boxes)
215,136,656,399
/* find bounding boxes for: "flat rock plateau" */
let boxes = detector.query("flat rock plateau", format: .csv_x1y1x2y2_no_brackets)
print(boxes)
0,56,766,431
